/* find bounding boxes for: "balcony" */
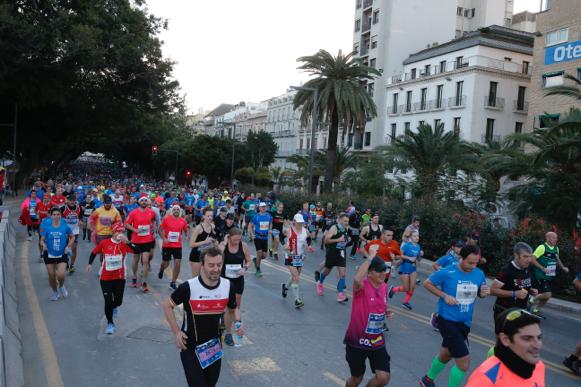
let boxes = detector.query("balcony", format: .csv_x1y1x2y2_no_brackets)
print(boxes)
413,101,429,112
484,96,505,111
428,99,446,111
448,95,466,108
362,21,371,33
481,134,502,143
402,104,413,114
390,74,403,84
513,100,528,114
360,45,369,56
387,105,401,116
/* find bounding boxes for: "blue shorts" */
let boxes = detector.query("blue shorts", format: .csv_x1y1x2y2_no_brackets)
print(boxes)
398,261,416,275
438,316,470,358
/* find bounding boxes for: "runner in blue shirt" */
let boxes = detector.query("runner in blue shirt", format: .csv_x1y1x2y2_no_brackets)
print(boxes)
433,240,464,271
419,244,490,387
40,207,74,301
389,230,423,310
195,194,209,225
247,202,272,277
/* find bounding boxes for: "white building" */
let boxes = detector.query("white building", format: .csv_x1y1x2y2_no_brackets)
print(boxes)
352,0,514,149
221,101,267,139
385,25,533,144
511,11,537,33
266,91,301,169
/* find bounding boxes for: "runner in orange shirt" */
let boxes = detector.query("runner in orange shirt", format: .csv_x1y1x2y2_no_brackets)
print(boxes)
362,228,402,283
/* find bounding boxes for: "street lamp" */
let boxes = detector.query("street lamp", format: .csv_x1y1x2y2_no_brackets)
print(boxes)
289,85,318,194
229,121,237,189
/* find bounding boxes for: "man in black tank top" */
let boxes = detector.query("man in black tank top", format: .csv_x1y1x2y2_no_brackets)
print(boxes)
360,214,383,246
219,228,252,347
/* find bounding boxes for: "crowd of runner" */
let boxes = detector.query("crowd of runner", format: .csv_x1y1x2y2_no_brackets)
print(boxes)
16,175,581,386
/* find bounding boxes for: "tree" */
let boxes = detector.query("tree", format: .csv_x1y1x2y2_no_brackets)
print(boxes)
242,131,278,170
315,147,360,188
378,122,475,199
293,49,380,192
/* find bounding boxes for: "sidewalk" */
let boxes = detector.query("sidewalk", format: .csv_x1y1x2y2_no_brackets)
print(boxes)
417,259,581,314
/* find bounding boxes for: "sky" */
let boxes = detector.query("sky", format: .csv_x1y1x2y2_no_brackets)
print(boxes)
146,0,541,114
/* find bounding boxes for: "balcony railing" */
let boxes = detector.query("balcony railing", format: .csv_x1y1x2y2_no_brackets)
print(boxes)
513,100,529,113
362,21,371,32
448,95,466,108
387,105,401,116
360,45,369,56
484,96,505,110
428,99,446,110
481,134,502,143
413,101,429,112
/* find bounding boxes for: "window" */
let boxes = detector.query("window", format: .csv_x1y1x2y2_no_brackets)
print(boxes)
455,81,464,105
453,117,461,135
485,119,495,141
348,133,353,146
504,57,512,62
307,138,310,150
464,9,470,17
390,124,396,142
424,64,431,76
471,8,475,17
373,10,379,24
517,86,526,110
370,58,376,68
434,119,442,128
488,81,498,106
367,83,374,97
392,93,398,114
404,122,410,131
455,56,464,69
420,88,427,110
364,132,371,146
539,114,560,128
299,138,304,150
356,0,362,9
457,6,463,16
355,19,361,32
522,61,530,74
405,91,412,112
439,60,446,73
371,36,378,49
436,84,443,108
411,68,417,79
543,72,564,88
515,122,523,134
545,28,568,46
418,120,425,127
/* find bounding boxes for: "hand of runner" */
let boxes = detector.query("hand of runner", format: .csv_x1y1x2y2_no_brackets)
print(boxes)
443,295,458,305
530,288,539,296
86,265,92,273
234,322,245,336
174,331,188,350
516,288,528,300
386,309,394,320
562,266,569,273
369,244,380,256
480,284,491,297
237,268,246,277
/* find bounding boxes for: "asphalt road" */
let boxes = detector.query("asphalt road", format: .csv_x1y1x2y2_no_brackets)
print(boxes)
12,218,581,387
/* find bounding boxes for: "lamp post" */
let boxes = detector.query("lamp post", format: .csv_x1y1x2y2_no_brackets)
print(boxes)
290,86,318,194
229,121,237,189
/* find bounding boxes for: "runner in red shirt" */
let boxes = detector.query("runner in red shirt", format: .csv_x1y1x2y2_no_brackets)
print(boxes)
158,205,189,290
125,196,157,292
86,222,134,335
363,228,402,283
50,186,67,210
36,194,53,261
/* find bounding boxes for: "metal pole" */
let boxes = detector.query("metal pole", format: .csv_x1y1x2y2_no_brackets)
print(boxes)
230,122,236,188
13,103,17,194
307,89,318,194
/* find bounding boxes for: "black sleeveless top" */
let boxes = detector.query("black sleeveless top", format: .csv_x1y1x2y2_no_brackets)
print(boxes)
368,224,382,240
223,241,245,266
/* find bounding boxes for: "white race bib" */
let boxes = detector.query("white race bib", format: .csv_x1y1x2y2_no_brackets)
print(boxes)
365,313,386,334
545,263,557,277
259,221,269,231
137,225,150,236
168,231,180,243
225,264,242,278
105,254,123,271
84,209,93,216
456,283,478,312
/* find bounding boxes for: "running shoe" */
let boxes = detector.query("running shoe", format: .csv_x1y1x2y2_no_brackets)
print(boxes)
281,283,288,298
27,236,32,241
59,286,68,298
68,265,76,274
113,307,119,319
350,255,357,261
314,270,320,282
142,282,149,293
224,333,234,347
158,268,164,279
170,282,177,290
255,269,263,278
402,302,412,310
316,282,324,296
337,292,347,303
388,285,395,299
273,253,279,260
419,375,435,387
50,291,59,301
252,256,257,269
106,323,115,335
294,299,304,309
268,249,273,258
430,312,439,331
130,278,138,288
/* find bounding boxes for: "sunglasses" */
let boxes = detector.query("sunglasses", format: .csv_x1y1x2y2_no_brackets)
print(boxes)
501,309,537,331
372,267,388,273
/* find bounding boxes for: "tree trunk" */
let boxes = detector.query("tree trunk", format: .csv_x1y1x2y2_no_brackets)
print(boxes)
324,112,339,193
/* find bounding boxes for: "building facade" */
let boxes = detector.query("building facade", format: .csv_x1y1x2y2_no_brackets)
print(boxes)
526,0,581,132
352,0,514,149
385,26,533,144
266,92,301,168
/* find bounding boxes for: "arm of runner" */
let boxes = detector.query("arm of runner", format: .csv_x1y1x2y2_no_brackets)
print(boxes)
163,297,188,350
354,245,378,292
241,242,252,273
557,258,569,273
359,226,369,243
424,272,458,305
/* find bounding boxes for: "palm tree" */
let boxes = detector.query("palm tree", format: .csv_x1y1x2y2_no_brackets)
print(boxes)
293,49,380,192
378,122,474,199
545,73,581,100
314,148,360,188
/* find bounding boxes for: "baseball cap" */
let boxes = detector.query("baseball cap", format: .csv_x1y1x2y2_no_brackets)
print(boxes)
368,257,388,273
453,240,465,248
138,196,149,203
259,202,267,207
171,204,181,211
293,214,305,223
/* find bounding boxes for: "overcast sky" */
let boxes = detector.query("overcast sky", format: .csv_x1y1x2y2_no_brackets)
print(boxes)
146,0,541,114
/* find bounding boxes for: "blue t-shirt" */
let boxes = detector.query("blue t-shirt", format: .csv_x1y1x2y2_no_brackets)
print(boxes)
429,265,485,326
436,251,459,269
195,199,208,216
184,194,195,207
401,242,421,261
576,272,581,281
125,203,138,216
41,221,72,257
252,212,272,240
165,197,178,209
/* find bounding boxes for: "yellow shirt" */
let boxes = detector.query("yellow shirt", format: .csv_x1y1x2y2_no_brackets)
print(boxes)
90,207,121,236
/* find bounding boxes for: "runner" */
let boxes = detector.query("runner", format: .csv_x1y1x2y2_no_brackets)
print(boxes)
362,228,402,283
189,208,217,277
40,207,74,301
344,252,393,387
530,231,569,318
219,228,252,346
388,230,423,310
348,207,362,260
314,201,325,240
89,195,122,259
80,194,96,242
162,247,243,387
194,192,209,225
419,244,490,387
466,308,545,386
158,204,189,289
50,186,67,211
36,194,52,261
62,195,81,273
401,215,420,243
320,202,335,251
86,222,133,334
20,190,41,242
247,202,272,277
281,214,309,309
270,202,285,260
432,241,464,271
242,193,257,233
213,207,228,242
125,196,157,292
318,213,350,303
359,214,383,247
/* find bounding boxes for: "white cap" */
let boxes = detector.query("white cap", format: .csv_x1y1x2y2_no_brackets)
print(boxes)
259,202,267,207
138,196,150,203
171,204,181,211
293,213,305,223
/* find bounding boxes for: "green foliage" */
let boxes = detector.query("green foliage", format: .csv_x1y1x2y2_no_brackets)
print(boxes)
234,167,255,183
242,131,278,170
254,167,272,186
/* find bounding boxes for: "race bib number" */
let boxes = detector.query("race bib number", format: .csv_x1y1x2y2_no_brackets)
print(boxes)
248,204,255,211
545,263,556,277
225,264,242,278
351,228,360,236
137,225,150,236
365,313,386,334
168,231,180,243
29,207,36,216
66,215,78,224
385,261,392,273
288,254,304,267
84,209,93,216
195,338,223,369
259,221,269,231
105,254,123,271
456,283,478,312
